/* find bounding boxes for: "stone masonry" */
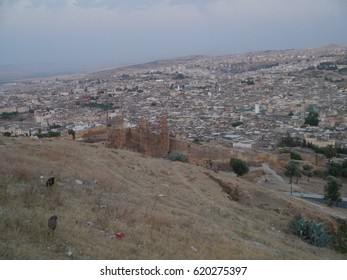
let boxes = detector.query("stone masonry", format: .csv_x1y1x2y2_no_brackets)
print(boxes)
106,116,170,158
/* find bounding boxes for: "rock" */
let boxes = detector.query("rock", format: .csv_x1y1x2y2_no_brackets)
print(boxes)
66,249,73,257
191,245,198,252
75,179,83,185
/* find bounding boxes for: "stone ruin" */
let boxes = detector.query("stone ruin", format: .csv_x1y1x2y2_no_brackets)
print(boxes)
106,116,170,158
106,116,291,168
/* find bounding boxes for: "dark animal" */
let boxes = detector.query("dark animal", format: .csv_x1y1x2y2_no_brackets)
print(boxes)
46,177,55,187
48,215,58,236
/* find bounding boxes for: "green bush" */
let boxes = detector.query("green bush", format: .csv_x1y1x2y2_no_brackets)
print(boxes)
290,152,302,160
232,121,243,127
167,152,187,163
229,158,249,177
290,219,332,247
333,224,347,254
328,162,343,177
35,131,61,138
192,138,202,145
1,112,19,120
304,111,319,126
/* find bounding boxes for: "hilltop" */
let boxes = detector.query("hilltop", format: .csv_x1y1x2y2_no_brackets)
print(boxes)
0,136,346,259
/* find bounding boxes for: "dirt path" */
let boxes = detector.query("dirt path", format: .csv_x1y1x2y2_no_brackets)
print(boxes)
261,163,286,183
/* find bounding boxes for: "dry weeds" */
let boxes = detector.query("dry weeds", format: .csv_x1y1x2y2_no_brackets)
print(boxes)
0,136,346,260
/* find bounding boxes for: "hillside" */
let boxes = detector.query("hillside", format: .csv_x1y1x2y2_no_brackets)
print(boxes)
0,136,346,259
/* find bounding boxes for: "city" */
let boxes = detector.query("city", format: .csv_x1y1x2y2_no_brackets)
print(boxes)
1,45,347,152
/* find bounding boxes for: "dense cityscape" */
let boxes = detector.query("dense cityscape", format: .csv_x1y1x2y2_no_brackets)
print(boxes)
1,45,347,151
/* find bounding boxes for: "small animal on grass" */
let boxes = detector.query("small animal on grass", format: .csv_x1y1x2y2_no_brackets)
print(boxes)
48,215,58,236
46,177,55,187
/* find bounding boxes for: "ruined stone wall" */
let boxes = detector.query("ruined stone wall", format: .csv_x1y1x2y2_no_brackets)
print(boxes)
106,117,291,167
170,138,232,161
106,116,126,149
170,138,290,167
106,117,170,158
292,148,326,166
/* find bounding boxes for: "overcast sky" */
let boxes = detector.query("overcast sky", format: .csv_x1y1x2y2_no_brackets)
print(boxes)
0,0,346,71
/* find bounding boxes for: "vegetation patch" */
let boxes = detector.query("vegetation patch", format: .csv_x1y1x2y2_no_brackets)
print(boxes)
290,218,332,247
1,112,19,120
290,152,302,160
35,131,61,138
333,224,347,254
167,152,188,163
229,158,249,177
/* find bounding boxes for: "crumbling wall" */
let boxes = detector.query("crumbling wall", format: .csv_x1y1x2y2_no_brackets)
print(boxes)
106,117,170,158
106,116,126,149
170,138,232,161
292,148,326,166
106,117,291,167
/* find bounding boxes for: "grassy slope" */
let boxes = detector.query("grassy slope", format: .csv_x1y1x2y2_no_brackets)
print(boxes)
0,136,345,259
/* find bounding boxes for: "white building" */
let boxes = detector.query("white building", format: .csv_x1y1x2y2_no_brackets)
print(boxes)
255,104,260,114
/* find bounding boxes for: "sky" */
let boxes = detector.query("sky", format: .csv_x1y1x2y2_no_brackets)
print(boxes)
0,0,346,72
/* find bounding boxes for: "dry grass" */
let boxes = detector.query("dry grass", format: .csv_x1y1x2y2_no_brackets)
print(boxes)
0,136,346,260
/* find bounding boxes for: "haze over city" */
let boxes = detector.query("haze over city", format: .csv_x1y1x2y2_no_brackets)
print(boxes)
0,0,347,72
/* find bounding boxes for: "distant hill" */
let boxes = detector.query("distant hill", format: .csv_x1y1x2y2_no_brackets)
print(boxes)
0,135,346,259
86,55,208,79
0,64,81,84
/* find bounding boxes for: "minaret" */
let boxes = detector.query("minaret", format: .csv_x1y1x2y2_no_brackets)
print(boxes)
301,101,306,119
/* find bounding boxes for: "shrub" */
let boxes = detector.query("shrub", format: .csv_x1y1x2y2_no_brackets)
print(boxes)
291,219,332,247
35,131,61,138
333,224,347,254
290,152,302,160
3,132,11,137
328,162,343,177
229,158,249,177
167,152,187,163
1,112,19,120
192,138,202,145
342,168,347,178
281,133,301,147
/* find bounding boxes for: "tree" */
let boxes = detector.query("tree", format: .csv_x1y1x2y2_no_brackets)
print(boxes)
68,129,76,140
323,145,336,161
229,158,249,177
304,111,319,126
324,176,342,207
328,162,343,177
295,170,302,184
281,133,300,148
284,161,301,194
302,164,313,181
